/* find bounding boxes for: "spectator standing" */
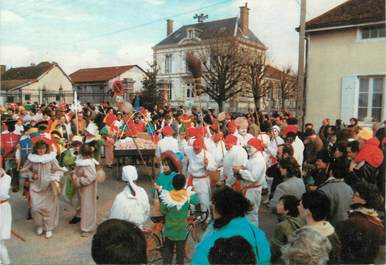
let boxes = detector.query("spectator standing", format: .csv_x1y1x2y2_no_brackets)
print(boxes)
192,187,271,265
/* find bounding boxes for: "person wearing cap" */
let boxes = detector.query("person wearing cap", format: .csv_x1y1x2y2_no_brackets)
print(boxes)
223,135,248,187
84,122,103,162
185,137,216,213
0,168,12,265
1,119,21,192
72,144,99,237
19,140,67,239
348,127,384,191
110,166,150,229
232,138,266,227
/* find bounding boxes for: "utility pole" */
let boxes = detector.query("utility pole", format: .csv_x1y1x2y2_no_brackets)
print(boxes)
296,0,306,128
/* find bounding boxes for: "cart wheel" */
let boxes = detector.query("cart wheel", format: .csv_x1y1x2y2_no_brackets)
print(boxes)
145,231,163,263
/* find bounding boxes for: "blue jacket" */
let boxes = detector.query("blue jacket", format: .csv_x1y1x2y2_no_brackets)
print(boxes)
191,217,271,265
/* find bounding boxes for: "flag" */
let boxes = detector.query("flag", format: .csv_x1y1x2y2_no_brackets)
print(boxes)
103,112,117,127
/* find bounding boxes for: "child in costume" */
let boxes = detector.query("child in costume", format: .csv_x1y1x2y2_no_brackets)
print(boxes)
20,140,67,239
160,174,199,265
72,144,98,237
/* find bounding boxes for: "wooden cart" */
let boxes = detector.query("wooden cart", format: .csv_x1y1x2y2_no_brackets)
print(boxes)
113,149,156,180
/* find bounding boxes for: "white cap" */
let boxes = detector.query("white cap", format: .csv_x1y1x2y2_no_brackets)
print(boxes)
85,122,99,137
122,165,138,182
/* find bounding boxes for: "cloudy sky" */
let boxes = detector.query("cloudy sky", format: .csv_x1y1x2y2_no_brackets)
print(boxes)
0,0,346,74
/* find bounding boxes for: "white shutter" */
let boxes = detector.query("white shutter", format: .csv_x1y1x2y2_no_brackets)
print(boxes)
340,76,358,124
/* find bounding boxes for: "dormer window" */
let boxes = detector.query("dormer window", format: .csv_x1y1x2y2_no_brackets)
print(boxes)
187,29,195,39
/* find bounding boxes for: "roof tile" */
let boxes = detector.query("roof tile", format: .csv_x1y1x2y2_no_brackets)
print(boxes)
70,65,135,83
306,0,385,31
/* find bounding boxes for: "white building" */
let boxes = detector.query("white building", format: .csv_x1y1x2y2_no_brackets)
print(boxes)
0,62,73,104
70,65,146,104
153,4,267,112
304,0,386,126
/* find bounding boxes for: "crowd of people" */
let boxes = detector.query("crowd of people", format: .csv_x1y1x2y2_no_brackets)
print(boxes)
0,100,385,264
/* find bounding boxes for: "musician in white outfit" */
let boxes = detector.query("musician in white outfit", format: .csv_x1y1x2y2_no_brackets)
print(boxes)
233,138,266,227
223,135,248,187
185,138,216,212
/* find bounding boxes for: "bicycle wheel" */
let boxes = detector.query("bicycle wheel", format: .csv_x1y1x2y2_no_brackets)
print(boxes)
185,224,205,261
184,230,196,262
145,232,163,263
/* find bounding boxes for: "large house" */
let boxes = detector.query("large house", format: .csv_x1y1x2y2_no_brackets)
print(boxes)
0,62,73,104
304,0,386,126
70,65,146,104
153,4,270,112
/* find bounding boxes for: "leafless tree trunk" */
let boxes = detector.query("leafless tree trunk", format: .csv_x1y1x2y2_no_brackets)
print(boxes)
278,65,297,111
194,40,246,112
245,51,271,112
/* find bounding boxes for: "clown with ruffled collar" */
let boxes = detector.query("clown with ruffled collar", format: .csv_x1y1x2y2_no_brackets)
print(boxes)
159,173,200,265
19,139,67,239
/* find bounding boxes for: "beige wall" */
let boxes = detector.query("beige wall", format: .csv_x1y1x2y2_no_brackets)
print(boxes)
306,27,386,127
21,65,73,103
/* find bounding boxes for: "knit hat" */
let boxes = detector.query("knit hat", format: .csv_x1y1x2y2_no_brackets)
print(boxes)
357,127,373,141
227,120,237,134
193,138,205,152
247,138,265,151
281,125,298,137
162,126,174,136
186,127,196,138
225,134,238,146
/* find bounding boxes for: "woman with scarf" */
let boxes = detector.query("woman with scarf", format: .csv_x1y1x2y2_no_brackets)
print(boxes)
109,166,150,229
20,140,66,239
72,144,98,237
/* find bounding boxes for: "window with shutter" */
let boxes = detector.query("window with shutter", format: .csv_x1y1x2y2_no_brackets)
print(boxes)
358,76,384,122
340,76,358,124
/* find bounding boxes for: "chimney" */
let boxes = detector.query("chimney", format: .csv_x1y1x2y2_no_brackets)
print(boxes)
0,65,5,77
240,2,249,34
167,19,173,36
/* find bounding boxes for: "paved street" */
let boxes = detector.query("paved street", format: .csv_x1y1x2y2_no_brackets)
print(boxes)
6,166,277,265
8,165,384,265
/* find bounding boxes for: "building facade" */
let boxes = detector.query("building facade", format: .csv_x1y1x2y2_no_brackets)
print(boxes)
153,4,269,112
0,62,73,104
70,65,146,104
305,0,386,126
